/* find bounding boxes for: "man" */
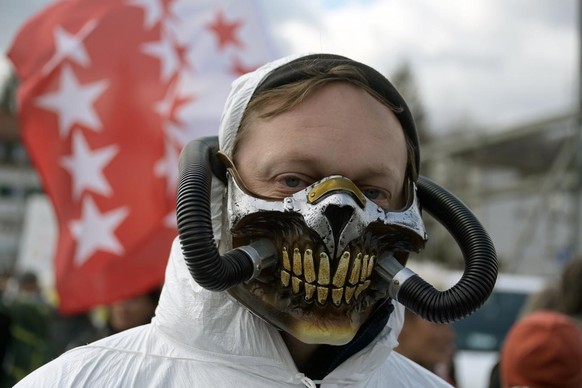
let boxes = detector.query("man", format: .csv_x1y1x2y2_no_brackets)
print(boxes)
500,310,582,388
64,286,161,350
16,53,453,386
1,272,53,387
396,308,456,384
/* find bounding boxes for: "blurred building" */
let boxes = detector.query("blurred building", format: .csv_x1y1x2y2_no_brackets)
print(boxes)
420,110,582,276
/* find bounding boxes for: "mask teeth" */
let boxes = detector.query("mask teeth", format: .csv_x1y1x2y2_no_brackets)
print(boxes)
280,247,375,306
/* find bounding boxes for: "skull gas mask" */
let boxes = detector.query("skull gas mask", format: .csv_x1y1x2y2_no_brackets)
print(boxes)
217,153,427,345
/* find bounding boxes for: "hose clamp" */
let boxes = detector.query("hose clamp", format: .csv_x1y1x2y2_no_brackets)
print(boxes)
375,253,417,301
388,267,416,300
237,239,278,280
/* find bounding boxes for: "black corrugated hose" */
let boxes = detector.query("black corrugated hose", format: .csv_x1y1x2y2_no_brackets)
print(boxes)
176,137,254,291
399,176,499,323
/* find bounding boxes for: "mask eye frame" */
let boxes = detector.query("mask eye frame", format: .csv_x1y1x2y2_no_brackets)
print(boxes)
218,151,428,255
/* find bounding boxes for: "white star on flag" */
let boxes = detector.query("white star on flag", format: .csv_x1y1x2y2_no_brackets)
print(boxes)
43,21,97,74
129,0,166,29
142,30,182,81
69,197,129,266
60,131,118,200
164,121,191,148
153,80,177,118
164,210,177,228
154,138,180,196
35,66,108,138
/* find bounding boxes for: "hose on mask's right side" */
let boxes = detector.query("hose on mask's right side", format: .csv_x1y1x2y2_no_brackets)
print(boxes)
394,176,498,323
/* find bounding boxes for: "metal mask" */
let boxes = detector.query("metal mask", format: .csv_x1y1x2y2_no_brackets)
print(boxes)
219,152,427,345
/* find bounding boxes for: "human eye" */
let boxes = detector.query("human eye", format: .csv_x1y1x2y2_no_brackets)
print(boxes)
282,176,302,188
361,187,391,208
274,174,311,196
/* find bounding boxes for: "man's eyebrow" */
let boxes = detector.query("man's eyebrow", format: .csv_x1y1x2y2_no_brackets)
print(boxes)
353,163,402,181
261,156,321,175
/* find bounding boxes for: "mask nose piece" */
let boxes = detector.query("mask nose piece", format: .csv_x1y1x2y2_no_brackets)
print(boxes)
324,204,355,257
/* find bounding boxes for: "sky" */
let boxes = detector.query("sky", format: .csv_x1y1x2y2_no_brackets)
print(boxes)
0,0,579,135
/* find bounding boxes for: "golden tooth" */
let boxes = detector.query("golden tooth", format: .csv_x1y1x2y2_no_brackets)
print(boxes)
280,270,290,287
318,253,330,285
332,288,344,306
305,283,316,301
355,283,366,299
317,286,329,304
332,251,350,287
363,280,371,289
360,254,369,282
345,285,355,303
348,255,362,285
293,248,302,276
303,249,316,283
292,276,302,294
367,255,375,278
282,247,291,271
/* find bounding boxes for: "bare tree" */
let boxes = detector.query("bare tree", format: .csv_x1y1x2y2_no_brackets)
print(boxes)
389,61,432,145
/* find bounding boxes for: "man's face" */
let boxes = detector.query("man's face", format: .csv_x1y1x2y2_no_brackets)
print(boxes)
231,82,408,345
396,314,456,371
110,294,156,332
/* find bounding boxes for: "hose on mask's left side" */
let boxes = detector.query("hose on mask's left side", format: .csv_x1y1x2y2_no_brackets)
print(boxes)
176,136,257,291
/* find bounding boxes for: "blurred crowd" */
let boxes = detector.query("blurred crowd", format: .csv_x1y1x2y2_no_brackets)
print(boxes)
394,258,582,388
0,270,161,387
487,258,582,388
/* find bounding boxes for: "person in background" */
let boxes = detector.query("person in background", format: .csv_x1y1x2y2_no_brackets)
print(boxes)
557,258,582,330
489,259,582,388
0,273,12,301
47,310,93,357
0,272,12,382
396,308,456,385
519,284,560,317
499,310,582,388
0,271,52,388
66,286,161,350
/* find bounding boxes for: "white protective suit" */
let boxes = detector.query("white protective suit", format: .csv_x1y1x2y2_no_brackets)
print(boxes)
15,54,453,387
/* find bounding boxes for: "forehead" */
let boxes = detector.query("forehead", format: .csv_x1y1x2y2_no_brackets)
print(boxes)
234,83,408,180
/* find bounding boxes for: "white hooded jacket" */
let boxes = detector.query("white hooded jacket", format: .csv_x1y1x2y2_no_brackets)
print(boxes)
16,238,452,388
15,54,453,387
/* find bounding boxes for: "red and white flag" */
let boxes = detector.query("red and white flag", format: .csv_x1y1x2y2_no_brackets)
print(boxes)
8,0,278,314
